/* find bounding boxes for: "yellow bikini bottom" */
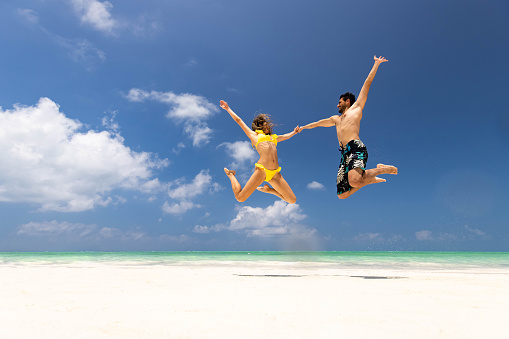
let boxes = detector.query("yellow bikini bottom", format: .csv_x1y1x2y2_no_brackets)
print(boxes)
255,163,281,181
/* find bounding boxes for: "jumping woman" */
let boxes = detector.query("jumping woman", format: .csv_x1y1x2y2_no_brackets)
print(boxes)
220,100,299,204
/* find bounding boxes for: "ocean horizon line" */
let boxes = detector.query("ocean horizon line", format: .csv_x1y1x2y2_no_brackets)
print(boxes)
2,250,508,253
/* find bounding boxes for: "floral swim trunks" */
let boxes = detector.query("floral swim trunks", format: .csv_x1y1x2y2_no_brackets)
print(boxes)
337,139,368,195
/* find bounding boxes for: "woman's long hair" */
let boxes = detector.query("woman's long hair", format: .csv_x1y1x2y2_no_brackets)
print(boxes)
251,114,275,134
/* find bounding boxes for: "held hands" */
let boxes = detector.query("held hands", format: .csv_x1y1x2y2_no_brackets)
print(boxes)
281,126,301,141
374,55,388,64
219,100,230,111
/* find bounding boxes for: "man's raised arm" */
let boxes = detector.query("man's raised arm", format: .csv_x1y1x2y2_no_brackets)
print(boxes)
354,55,388,110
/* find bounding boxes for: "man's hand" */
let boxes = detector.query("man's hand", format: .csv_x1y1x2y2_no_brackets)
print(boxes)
374,55,388,64
219,100,230,111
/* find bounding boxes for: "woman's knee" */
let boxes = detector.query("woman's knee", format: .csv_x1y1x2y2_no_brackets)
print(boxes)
235,194,248,202
287,195,297,204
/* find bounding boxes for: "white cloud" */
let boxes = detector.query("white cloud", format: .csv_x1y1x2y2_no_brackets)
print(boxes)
464,225,487,238
17,220,96,237
0,97,168,212
415,226,490,242
18,9,39,23
54,36,106,70
172,142,186,154
168,170,218,200
14,221,149,250
163,170,220,215
101,111,120,133
17,8,105,69
165,93,217,121
354,232,384,242
162,201,201,215
225,201,313,238
123,229,146,241
415,230,433,241
219,141,257,168
131,13,163,37
192,224,223,234
307,181,325,190
126,89,218,146
72,0,117,34
98,227,146,241
184,122,212,147
71,2,162,37
193,225,211,233
159,234,189,243
185,58,198,67
195,201,322,250
193,201,311,237
126,88,151,102
99,227,123,238
126,89,217,121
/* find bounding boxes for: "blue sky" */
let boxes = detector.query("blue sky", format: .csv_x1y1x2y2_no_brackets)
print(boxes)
0,0,507,251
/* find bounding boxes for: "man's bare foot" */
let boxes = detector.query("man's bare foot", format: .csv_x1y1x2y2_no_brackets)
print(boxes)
224,167,236,176
256,184,271,193
374,176,386,183
377,164,398,174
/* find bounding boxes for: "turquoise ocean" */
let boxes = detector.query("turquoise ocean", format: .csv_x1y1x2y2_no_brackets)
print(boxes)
1,251,508,270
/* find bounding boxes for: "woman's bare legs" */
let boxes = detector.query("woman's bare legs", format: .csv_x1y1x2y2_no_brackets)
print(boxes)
224,167,265,202
256,173,297,204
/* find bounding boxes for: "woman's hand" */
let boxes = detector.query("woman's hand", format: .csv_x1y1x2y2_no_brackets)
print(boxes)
219,100,230,111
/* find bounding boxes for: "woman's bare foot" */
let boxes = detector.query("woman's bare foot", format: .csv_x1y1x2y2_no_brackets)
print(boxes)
377,164,398,174
224,167,236,177
256,184,271,193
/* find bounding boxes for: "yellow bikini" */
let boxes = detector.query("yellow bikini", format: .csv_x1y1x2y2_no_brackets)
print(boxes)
255,163,281,181
253,130,281,181
254,130,278,148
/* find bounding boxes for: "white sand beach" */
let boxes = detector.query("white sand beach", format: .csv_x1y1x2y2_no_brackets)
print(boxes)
0,261,507,339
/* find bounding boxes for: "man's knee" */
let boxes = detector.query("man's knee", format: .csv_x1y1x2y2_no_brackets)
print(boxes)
348,170,364,187
337,193,350,200
348,178,364,188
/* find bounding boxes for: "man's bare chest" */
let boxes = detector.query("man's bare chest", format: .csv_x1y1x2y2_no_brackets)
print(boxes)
338,113,355,126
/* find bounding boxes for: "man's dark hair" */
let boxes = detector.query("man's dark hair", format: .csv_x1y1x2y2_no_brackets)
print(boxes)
339,92,356,105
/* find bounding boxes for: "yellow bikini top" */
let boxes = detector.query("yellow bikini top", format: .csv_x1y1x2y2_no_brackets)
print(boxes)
254,130,278,148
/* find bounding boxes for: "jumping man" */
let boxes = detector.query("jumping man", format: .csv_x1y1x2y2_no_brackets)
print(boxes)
299,55,397,199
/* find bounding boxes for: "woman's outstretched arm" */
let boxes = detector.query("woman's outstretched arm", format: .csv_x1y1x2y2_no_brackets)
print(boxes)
220,100,257,143
277,126,300,142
